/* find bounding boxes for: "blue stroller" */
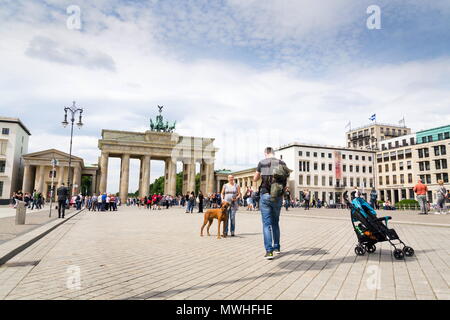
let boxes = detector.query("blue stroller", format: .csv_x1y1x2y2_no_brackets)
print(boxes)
346,196,415,260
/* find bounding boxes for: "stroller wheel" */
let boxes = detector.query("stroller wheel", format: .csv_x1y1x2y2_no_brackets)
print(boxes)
365,244,376,253
393,249,404,260
355,246,366,256
403,246,414,257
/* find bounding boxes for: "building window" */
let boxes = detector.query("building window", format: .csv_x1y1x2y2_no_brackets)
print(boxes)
0,160,5,173
362,166,366,173
445,132,450,139
321,163,325,171
392,163,396,171
362,156,365,161
342,154,346,159
49,170,57,178
321,153,325,158
299,151,303,156
356,178,360,187
405,149,412,159
368,156,372,161
306,151,310,157
356,165,359,173
355,155,359,160
440,145,446,155
385,164,389,172
306,176,311,185
313,152,317,157
328,164,332,171
350,165,353,172
369,166,372,174
314,176,318,186
0,141,7,155
407,161,412,170
322,176,326,186
349,155,353,160
0,181,3,197
1,128,9,135
299,175,303,185
343,164,346,172
434,146,440,156
329,176,333,186
408,173,413,183
314,163,318,170
399,162,404,171
378,165,382,173
379,176,383,186
393,175,397,184
328,153,332,158
385,176,390,185
350,178,354,187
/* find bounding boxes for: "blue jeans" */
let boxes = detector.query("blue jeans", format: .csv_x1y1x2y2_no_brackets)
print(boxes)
259,193,282,252
225,206,237,235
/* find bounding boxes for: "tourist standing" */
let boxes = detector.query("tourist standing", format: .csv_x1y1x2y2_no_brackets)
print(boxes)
254,147,290,260
413,179,428,215
303,190,310,210
221,175,241,237
284,187,291,211
436,180,448,214
370,187,378,209
57,183,68,219
198,191,204,213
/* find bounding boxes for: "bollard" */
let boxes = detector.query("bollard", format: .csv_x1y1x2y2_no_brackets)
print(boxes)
15,200,27,225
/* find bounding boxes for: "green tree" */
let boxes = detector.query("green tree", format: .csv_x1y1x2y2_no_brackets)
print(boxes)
80,175,92,195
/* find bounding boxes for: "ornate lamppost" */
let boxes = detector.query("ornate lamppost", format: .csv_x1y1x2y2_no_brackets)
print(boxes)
62,101,83,206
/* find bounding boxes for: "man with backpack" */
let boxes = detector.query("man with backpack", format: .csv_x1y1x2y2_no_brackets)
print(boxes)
253,147,291,260
370,187,378,209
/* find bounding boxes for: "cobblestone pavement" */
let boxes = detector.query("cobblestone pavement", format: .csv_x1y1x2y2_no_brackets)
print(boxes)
0,207,61,245
0,206,448,300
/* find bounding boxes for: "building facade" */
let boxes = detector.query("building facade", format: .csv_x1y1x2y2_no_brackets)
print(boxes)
22,149,99,199
0,117,31,204
376,125,450,203
276,143,375,204
346,123,411,150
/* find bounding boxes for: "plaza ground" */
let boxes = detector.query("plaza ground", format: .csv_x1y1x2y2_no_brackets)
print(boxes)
0,206,448,300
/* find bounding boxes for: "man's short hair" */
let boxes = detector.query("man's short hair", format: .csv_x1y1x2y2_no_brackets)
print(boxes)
264,147,274,154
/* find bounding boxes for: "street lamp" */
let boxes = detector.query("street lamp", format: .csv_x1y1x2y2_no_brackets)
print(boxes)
62,101,84,207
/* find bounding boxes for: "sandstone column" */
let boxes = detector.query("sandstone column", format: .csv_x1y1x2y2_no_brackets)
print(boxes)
139,155,150,197
73,166,81,195
99,152,109,193
169,159,177,196
57,166,65,188
182,162,189,195
22,165,33,194
120,154,130,202
34,165,46,194
91,174,97,195
188,159,196,194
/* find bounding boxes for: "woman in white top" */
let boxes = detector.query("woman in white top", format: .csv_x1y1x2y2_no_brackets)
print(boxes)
221,175,242,237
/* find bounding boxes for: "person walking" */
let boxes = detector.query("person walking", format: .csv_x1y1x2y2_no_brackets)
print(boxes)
254,147,290,260
303,190,310,210
56,183,69,219
284,187,291,211
370,187,378,209
436,180,448,214
414,179,428,215
221,175,241,237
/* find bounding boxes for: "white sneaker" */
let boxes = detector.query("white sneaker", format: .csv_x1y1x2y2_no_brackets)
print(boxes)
435,212,441,215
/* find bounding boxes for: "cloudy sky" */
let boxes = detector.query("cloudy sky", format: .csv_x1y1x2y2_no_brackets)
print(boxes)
1,0,450,193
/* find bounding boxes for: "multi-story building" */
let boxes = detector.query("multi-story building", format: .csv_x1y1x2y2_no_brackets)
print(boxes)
276,143,375,204
346,123,411,150
376,125,450,203
0,117,31,204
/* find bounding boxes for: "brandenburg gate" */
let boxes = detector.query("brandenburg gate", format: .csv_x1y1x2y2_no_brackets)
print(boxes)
98,129,218,201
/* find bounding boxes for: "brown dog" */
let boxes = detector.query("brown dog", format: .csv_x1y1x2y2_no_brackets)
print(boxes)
200,201,231,239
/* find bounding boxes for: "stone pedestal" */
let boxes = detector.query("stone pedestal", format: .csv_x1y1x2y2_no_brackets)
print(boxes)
15,201,27,225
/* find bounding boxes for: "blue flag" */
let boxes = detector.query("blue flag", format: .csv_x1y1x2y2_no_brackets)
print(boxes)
369,114,376,121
